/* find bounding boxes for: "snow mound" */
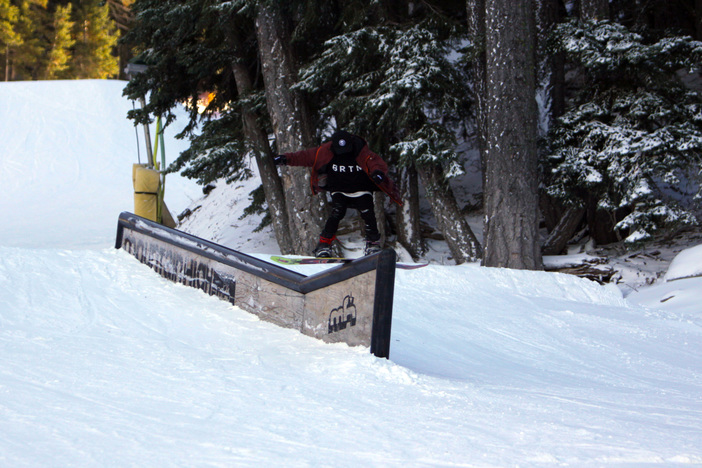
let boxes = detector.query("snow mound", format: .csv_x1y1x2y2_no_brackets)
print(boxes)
664,243,702,281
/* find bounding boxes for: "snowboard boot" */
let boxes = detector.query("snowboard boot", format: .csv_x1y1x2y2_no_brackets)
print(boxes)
364,240,382,256
313,235,335,258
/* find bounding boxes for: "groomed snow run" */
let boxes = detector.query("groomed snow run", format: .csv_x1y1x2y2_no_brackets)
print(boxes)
1,80,701,466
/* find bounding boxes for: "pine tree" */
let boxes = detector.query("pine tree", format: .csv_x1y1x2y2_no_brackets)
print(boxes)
10,0,48,80
224,7,293,252
3,0,121,80
105,0,135,80
44,3,74,79
534,0,571,255
544,20,702,244
123,0,296,248
0,0,21,80
255,0,327,255
70,0,119,79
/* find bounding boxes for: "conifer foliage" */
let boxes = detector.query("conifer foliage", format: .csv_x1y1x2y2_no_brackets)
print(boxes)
1,0,119,80
1,0,21,81
122,0,260,185
545,21,702,244
71,0,119,79
296,3,482,261
298,24,468,175
44,3,73,79
42,0,700,263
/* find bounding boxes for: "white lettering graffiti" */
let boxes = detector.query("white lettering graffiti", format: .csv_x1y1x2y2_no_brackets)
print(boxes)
122,236,236,304
331,164,363,173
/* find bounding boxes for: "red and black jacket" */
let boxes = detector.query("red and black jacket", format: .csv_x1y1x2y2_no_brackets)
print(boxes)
283,141,402,205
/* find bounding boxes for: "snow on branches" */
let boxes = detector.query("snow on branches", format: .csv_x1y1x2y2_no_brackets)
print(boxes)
544,20,702,244
296,24,469,177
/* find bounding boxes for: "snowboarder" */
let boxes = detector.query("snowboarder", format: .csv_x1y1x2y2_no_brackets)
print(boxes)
274,130,401,258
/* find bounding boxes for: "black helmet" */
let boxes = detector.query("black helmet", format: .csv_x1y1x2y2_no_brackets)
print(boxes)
331,130,355,155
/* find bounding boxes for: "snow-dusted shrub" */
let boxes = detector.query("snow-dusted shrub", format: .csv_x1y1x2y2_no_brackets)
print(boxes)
544,20,702,244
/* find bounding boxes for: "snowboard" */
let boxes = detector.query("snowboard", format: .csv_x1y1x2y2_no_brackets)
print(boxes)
270,256,428,270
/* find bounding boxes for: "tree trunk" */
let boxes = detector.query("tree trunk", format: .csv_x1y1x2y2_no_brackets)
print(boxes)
542,206,585,255
373,192,387,246
535,0,570,252
482,0,542,270
540,193,562,234
255,2,326,255
535,0,564,135
585,195,626,245
228,30,294,254
579,0,609,21
395,165,425,260
467,0,488,162
106,1,134,80
417,162,481,264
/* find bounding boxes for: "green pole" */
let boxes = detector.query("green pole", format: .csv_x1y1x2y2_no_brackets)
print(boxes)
159,122,166,224
152,117,161,170
152,116,163,223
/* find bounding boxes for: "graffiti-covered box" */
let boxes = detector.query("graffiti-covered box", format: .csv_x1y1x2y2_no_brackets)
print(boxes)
115,212,395,358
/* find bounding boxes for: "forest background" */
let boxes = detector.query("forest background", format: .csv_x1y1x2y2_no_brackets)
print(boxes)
0,0,130,80
2,0,701,270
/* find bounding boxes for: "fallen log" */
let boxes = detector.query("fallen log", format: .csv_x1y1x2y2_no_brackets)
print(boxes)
543,253,614,283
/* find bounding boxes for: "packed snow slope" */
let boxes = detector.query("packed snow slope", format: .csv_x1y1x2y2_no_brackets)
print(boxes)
0,80,200,248
1,80,702,466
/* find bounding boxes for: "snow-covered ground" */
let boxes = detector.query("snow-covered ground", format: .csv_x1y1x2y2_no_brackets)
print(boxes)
1,80,701,466
0,80,201,249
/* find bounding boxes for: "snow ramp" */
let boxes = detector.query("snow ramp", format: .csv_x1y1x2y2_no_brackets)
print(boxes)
115,212,395,358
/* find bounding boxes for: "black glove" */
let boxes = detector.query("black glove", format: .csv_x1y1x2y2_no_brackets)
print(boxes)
273,154,287,166
371,170,386,184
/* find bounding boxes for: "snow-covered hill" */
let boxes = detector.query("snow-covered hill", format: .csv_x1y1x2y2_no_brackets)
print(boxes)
0,79,201,249
1,80,701,466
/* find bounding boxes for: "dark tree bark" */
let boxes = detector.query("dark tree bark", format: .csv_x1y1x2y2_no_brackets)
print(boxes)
586,195,627,245
481,0,542,270
536,0,576,251
535,0,565,134
417,163,481,264
106,0,134,81
467,0,487,161
373,192,388,245
395,165,425,260
228,29,294,254
255,2,326,255
542,206,585,255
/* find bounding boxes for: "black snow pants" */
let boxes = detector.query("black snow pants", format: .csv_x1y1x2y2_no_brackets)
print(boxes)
321,192,380,242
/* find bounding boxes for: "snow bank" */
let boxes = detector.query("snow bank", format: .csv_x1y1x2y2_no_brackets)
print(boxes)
627,243,702,315
665,243,702,281
0,80,200,249
178,172,280,254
